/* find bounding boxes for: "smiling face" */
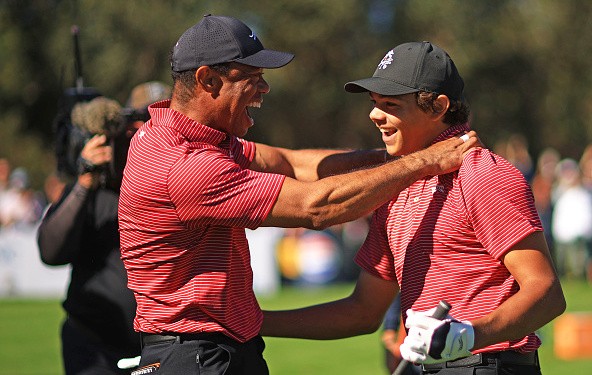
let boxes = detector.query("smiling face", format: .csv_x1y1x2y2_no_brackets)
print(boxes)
369,92,448,156
216,62,270,137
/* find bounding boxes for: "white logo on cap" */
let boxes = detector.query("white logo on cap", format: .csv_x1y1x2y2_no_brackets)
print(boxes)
249,31,257,41
377,50,394,70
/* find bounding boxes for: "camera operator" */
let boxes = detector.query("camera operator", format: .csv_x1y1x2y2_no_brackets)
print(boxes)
37,83,171,374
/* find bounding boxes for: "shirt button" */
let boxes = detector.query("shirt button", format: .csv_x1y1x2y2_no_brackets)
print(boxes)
413,197,419,203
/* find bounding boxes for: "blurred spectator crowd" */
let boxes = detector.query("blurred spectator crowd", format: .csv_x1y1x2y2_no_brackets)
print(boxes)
497,134,592,283
0,157,68,296
0,158,55,229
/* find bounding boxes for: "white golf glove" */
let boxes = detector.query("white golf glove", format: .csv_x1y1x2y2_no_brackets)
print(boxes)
400,308,474,364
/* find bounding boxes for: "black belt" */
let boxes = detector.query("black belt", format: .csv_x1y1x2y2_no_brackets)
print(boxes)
141,332,228,347
422,350,539,371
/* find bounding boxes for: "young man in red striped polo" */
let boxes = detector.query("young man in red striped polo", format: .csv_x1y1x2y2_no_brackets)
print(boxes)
118,16,478,374
261,42,566,375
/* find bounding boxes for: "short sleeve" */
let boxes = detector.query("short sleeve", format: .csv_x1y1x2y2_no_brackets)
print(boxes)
460,149,542,259
355,204,397,282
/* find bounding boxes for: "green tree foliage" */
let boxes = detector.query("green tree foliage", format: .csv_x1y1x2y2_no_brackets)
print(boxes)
392,0,592,159
1,0,591,190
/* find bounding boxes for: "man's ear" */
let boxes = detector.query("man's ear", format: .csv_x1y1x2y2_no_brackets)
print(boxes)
196,66,222,94
432,95,450,119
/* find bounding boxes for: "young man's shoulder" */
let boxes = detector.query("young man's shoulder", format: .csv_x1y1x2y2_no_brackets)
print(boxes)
461,148,521,175
459,148,532,199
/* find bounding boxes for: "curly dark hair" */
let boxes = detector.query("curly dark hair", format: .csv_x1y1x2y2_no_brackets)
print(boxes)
416,91,470,126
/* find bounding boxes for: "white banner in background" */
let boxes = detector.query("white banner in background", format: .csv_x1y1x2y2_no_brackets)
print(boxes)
0,225,69,298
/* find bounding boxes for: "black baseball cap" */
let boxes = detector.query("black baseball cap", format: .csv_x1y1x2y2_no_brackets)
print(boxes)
344,41,464,101
171,14,294,72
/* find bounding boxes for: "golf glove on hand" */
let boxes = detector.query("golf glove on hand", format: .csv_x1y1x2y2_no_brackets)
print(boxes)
400,308,474,364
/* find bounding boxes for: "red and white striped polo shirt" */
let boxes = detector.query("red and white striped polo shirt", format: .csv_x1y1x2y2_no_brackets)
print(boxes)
356,124,543,354
119,100,285,342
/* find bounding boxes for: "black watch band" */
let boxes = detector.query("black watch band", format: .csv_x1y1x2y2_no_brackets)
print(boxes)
77,156,98,175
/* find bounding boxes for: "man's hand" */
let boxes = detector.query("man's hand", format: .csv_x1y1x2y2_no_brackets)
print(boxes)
80,134,112,167
77,134,112,188
399,308,474,364
413,130,480,176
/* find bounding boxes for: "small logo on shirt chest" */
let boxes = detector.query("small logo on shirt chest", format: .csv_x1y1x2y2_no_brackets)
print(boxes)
431,185,447,194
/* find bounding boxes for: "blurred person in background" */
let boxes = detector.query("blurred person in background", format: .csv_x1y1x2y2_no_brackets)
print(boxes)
37,82,171,375
43,172,67,206
503,134,535,183
0,167,44,229
580,145,592,281
0,158,10,193
579,144,592,190
0,164,46,296
551,158,592,281
530,147,561,262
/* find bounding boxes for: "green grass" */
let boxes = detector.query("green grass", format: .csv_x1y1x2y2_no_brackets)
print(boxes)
259,284,385,374
0,299,65,375
1,280,592,374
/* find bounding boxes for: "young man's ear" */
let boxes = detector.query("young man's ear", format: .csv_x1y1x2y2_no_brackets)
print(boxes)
196,66,222,94
432,95,450,118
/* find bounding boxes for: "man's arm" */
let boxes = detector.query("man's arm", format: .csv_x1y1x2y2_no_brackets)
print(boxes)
37,182,88,265
37,135,110,265
251,144,389,181
470,231,566,350
260,131,478,229
261,270,399,339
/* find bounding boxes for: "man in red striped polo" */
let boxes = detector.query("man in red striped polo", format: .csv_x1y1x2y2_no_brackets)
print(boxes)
261,42,565,375
118,16,478,374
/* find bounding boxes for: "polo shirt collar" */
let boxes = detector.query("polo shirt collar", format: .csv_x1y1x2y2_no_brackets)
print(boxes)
148,100,229,146
431,123,471,145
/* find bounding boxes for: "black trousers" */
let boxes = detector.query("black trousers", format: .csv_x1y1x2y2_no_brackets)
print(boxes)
136,333,268,375
61,317,132,375
421,351,542,375
421,366,541,375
